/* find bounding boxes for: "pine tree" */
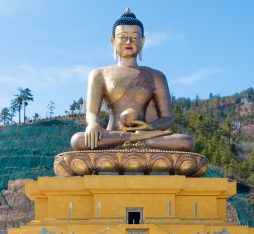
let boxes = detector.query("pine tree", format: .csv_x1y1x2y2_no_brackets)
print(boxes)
0,107,10,124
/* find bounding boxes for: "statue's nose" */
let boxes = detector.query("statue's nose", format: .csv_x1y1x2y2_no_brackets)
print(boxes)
126,36,131,44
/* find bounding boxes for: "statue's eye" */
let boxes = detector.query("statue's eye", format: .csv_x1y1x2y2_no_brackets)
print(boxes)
117,34,139,42
118,35,128,40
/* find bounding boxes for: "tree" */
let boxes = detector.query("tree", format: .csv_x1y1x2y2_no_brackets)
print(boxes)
20,88,34,123
221,118,236,144
33,113,40,121
246,88,254,101
8,100,19,124
69,100,78,115
11,96,23,124
173,102,187,132
47,101,56,118
195,94,200,107
13,88,34,123
0,107,10,124
208,93,214,100
77,97,84,113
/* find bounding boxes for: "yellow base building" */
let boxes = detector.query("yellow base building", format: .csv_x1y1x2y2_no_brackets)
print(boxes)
8,175,254,234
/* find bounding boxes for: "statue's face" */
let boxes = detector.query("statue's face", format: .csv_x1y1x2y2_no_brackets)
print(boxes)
112,25,145,59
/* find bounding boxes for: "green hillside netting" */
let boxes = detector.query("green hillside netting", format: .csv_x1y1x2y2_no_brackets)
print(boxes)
204,169,254,227
229,193,254,227
0,120,85,191
0,156,55,192
0,120,84,157
203,167,225,178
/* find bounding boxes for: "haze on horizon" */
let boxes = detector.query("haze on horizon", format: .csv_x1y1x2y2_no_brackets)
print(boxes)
0,0,253,119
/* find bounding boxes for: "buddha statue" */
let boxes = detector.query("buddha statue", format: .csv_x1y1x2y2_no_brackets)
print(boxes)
54,9,208,177
70,8,193,152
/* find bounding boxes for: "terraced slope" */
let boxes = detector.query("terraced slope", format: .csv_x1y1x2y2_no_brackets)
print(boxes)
0,120,85,191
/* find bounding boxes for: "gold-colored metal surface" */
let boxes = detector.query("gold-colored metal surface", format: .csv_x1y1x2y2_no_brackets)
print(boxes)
71,22,193,151
54,150,208,177
66,9,209,178
70,159,89,175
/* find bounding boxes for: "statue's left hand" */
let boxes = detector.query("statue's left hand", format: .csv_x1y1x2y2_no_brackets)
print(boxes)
118,120,153,132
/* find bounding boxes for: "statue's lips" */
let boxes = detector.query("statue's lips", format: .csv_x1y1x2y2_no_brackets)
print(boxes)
125,46,133,50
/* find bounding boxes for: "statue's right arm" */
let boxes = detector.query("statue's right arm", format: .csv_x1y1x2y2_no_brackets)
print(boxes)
85,69,104,149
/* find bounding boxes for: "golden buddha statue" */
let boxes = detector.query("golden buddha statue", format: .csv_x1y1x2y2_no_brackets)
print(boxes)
71,8,193,152
54,9,208,177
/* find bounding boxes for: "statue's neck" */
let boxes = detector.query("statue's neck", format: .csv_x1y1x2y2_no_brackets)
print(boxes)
118,57,138,67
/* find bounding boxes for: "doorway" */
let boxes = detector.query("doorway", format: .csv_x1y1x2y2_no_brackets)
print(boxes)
126,208,143,224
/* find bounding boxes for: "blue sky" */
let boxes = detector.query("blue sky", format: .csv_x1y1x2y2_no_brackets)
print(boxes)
0,0,253,119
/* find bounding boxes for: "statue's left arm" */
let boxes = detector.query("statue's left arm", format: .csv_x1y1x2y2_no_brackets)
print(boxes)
149,71,173,130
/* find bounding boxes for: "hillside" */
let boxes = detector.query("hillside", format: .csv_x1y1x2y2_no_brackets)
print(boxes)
0,119,85,191
172,87,254,186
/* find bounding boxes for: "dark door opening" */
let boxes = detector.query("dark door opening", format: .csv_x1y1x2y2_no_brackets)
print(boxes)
128,211,140,224
126,208,143,224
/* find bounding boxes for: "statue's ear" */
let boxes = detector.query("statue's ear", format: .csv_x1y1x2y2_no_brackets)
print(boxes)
111,36,115,47
141,36,145,48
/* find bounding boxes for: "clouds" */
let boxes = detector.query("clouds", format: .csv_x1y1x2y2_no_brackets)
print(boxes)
145,31,186,48
0,64,90,87
172,67,220,85
0,63,90,116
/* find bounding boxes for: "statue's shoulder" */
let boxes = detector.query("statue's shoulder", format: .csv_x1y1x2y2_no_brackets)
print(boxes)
140,66,166,81
89,65,117,77
88,66,114,84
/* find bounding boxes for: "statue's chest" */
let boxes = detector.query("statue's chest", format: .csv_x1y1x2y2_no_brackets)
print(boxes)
105,75,153,105
106,77,131,95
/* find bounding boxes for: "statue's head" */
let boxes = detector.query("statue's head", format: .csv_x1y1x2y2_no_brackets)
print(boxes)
111,8,145,60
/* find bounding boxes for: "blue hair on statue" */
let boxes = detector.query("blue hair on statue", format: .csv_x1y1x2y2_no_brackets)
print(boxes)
112,8,144,37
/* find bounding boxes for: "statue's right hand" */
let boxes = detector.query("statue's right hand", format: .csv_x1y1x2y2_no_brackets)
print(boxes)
85,123,102,149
